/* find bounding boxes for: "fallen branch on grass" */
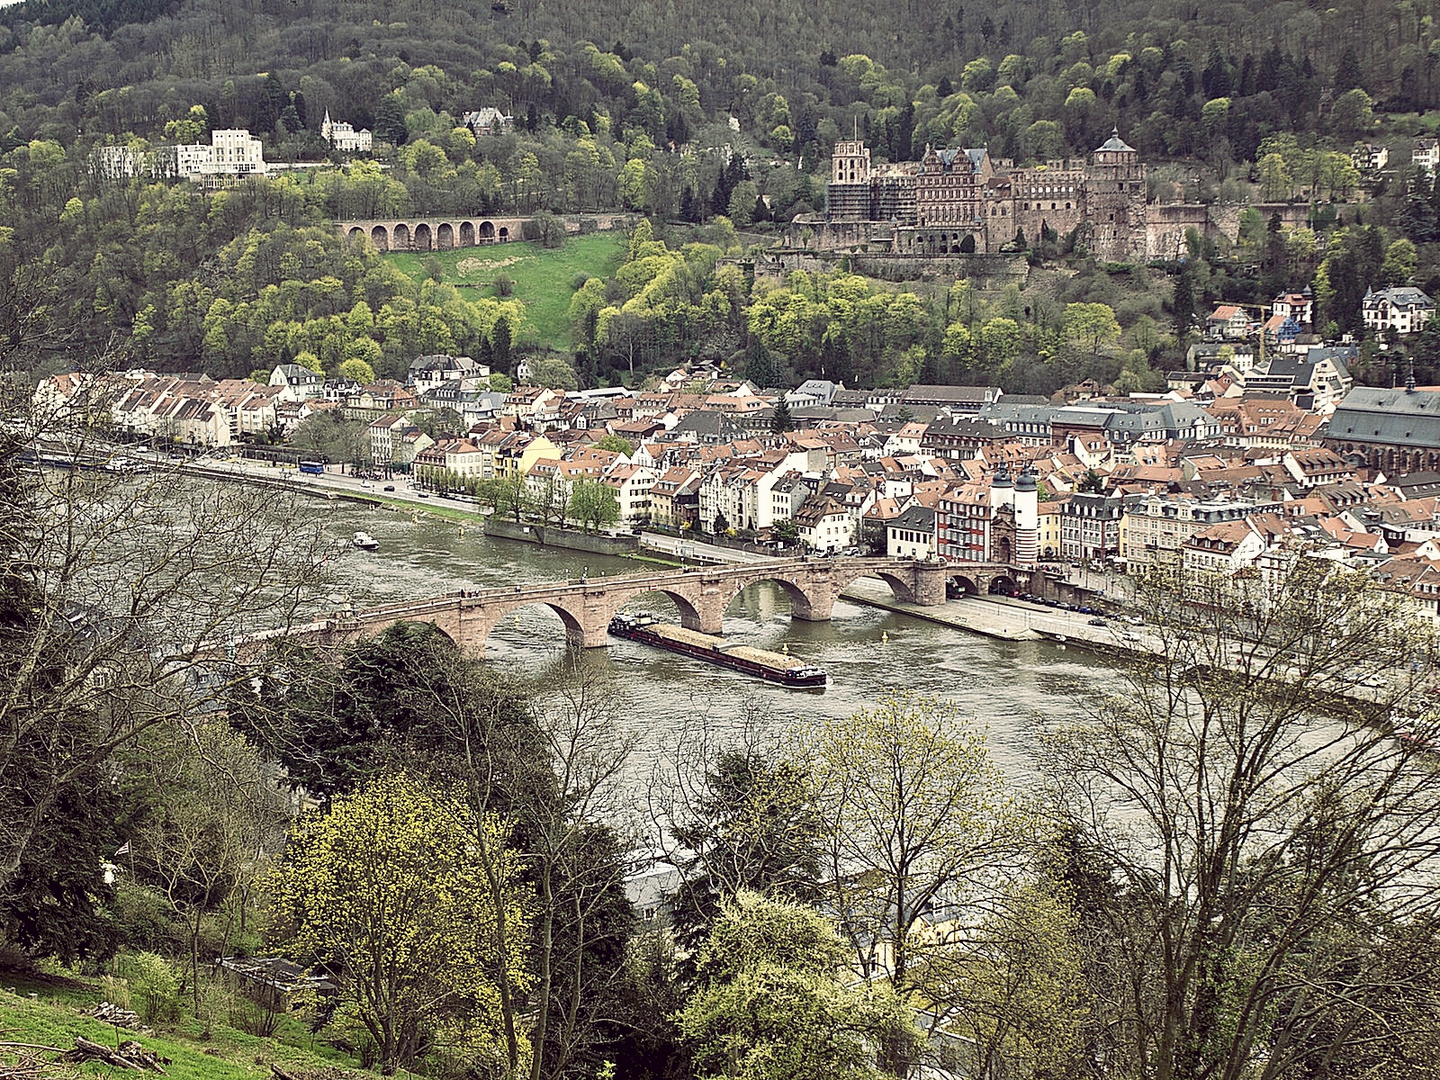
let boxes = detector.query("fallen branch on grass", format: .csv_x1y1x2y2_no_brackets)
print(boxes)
64,1036,169,1073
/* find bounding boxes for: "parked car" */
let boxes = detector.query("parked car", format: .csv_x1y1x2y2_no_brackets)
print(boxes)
1077,605,1094,614
1088,617,1108,626
383,485,395,492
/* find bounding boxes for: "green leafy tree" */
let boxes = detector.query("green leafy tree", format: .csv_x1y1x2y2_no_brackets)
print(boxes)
1062,302,1122,355
1329,87,1374,139
134,722,286,1016
800,691,1023,1075
678,891,918,1080
337,356,376,384
568,477,620,532
593,434,634,455
270,769,531,1075
925,883,1089,1079
526,353,580,391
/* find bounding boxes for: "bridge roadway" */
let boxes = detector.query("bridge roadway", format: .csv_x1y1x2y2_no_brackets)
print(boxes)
227,556,1023,659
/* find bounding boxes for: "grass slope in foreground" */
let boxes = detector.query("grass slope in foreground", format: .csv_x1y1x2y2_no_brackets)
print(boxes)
385,232,628,351
0,969,380,1080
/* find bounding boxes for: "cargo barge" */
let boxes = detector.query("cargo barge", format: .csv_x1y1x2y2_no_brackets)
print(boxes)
608,613,827,688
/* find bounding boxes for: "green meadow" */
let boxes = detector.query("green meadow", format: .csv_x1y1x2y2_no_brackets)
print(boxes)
0,969,378,1080
385,232,628,350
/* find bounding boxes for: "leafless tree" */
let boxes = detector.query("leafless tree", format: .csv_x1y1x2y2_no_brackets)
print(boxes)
399,651,639,1080
1,353,335,919
1040,559,1440,1080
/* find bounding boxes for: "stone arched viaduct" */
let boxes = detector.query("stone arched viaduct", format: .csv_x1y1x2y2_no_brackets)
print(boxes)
337,216,529,252
263,557,956,658
336,213,635,253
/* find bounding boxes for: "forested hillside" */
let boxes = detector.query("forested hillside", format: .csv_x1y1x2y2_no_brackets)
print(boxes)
0,0,1427,173
2,0,1440,391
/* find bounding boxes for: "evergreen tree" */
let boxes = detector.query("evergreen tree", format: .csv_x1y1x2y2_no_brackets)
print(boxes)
373,93,409,146
1335,46,1364,92
1202,44,1231,99
1173,269,1196,343
773,396,794,431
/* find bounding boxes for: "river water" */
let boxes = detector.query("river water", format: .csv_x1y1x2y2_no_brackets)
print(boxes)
313,499,1116,783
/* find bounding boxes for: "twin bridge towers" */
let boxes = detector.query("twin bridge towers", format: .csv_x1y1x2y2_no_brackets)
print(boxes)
232,557,1024,661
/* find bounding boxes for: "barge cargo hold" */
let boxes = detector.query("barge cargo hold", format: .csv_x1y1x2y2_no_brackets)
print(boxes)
608,613,827,688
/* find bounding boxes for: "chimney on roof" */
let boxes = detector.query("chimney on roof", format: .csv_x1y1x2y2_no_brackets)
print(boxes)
1408,361,1417,394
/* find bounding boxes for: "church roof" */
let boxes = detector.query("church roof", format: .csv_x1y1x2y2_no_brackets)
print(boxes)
1326,386,1440,449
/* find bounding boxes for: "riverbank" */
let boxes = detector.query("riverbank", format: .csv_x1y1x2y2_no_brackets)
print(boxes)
840,578,1041,642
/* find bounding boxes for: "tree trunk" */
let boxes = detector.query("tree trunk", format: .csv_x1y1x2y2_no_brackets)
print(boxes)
528,863,554,1080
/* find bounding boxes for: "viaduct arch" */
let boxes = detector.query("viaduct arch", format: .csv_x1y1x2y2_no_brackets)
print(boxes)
337,214,634,253
343,216,526,252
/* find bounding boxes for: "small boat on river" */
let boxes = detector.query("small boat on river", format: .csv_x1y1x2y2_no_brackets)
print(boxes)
352,531,380,551
608,613,827,688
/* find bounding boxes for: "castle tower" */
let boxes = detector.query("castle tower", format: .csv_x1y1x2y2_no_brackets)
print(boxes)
1013,466,1040,567
832,137,871,185
1085,128,1147,263
825,134,874,222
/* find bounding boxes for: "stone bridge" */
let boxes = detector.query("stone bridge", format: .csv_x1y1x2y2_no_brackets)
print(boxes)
337,216,529,252
233,557,986,659
336,213,635,253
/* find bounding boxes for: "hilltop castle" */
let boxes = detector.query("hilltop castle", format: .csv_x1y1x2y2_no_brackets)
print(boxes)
797,129,1297,265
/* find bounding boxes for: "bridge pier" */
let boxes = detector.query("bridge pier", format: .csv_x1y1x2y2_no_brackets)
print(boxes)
791,591,835,621
911,561,949,606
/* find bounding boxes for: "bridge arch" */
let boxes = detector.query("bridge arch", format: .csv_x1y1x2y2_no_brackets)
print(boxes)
862,569,922,605
413,222,433,250
460,221,476,245
370,224,389,250
393,222,412,249
949,573,981,596
988,575,1019,597
437,222,454,249
480,220,496,241
722,574,817,622
613,588,705,632
347,226,365,244
479,597,588,654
